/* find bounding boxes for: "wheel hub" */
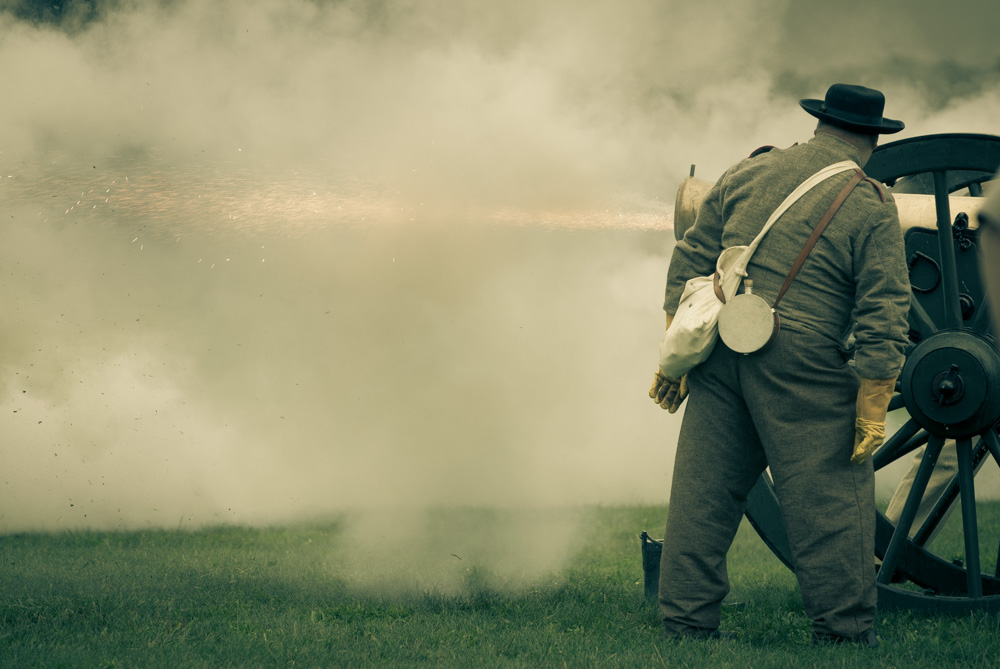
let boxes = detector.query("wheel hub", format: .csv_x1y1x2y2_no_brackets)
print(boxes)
901,329,1000,438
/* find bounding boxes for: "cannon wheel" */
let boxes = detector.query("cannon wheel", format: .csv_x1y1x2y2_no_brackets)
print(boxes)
745,133,1000,613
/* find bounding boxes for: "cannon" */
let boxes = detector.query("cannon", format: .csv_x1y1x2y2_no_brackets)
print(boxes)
643,133,1000,614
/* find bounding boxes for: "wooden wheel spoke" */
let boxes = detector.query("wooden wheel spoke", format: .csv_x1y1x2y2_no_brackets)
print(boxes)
911,437,990,546
956,437,983,597
983,428,1000,468
878,435,947,585
908,291,938,338
872,419,925,471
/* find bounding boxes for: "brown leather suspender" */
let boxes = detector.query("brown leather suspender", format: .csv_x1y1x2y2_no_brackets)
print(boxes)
771,169,866,310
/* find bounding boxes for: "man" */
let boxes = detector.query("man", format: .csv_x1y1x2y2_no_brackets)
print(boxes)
650,84,911,646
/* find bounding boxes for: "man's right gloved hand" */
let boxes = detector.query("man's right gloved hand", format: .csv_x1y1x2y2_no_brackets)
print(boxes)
649,370,689,413
650,311,689,413
852,376,897,464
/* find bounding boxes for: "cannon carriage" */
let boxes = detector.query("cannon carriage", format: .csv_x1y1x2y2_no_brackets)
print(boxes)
643,133,1000,614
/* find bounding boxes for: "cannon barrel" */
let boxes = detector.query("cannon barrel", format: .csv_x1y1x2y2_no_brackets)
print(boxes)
672,175,992,241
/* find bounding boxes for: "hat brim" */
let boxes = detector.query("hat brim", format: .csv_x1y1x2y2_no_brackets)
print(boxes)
800,99,904,135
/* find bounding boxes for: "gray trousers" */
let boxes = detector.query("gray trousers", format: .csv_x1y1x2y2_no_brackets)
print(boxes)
659,326,877,638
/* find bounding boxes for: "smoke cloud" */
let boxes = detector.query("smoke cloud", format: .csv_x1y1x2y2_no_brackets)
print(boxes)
2,0,999,571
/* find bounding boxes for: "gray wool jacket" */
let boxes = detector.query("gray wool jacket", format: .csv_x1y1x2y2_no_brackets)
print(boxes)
664,133,911,380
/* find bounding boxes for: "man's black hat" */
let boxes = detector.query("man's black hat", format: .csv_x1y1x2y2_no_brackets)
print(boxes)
800,84,904,135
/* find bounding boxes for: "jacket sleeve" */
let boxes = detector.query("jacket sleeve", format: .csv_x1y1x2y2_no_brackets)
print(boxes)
663,174,728,315
851,199,911,379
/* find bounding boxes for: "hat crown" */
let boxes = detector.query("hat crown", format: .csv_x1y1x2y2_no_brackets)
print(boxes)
822,84,885,119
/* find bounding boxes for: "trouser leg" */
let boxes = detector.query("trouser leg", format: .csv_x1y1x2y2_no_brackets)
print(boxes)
743,330,876,638
770,444,876,637
659,346,766,635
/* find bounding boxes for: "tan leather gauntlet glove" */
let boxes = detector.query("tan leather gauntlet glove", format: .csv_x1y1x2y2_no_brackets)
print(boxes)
650,313,689,413
650,370,689,413
852,376,897,464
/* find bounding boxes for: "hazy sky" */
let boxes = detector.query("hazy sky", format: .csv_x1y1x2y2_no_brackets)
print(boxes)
3,0,999,197
1,0,999,541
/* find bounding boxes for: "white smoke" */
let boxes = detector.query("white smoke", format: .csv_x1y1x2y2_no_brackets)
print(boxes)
1,0,998,548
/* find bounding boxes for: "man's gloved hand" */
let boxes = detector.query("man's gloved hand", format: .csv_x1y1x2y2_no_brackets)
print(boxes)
852,376,897,464
650,312,689,413
649,370,689,413
852,418,885,464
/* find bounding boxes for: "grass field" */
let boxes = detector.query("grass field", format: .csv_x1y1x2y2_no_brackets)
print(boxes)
3,505,1000,667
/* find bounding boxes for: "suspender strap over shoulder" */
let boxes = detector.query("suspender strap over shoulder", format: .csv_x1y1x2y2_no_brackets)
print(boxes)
772,169,866,310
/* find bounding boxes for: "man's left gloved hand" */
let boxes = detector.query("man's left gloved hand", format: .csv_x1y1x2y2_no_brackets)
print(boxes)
650,370,688,413
852,376,897,464
852,418,885,464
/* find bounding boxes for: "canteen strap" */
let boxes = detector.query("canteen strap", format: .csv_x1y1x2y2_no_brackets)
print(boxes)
772,169,865,310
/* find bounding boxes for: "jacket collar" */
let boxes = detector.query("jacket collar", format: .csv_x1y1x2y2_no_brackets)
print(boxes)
808,132,865,167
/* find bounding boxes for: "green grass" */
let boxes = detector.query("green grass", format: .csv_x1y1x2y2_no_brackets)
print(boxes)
2,505,1000,667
